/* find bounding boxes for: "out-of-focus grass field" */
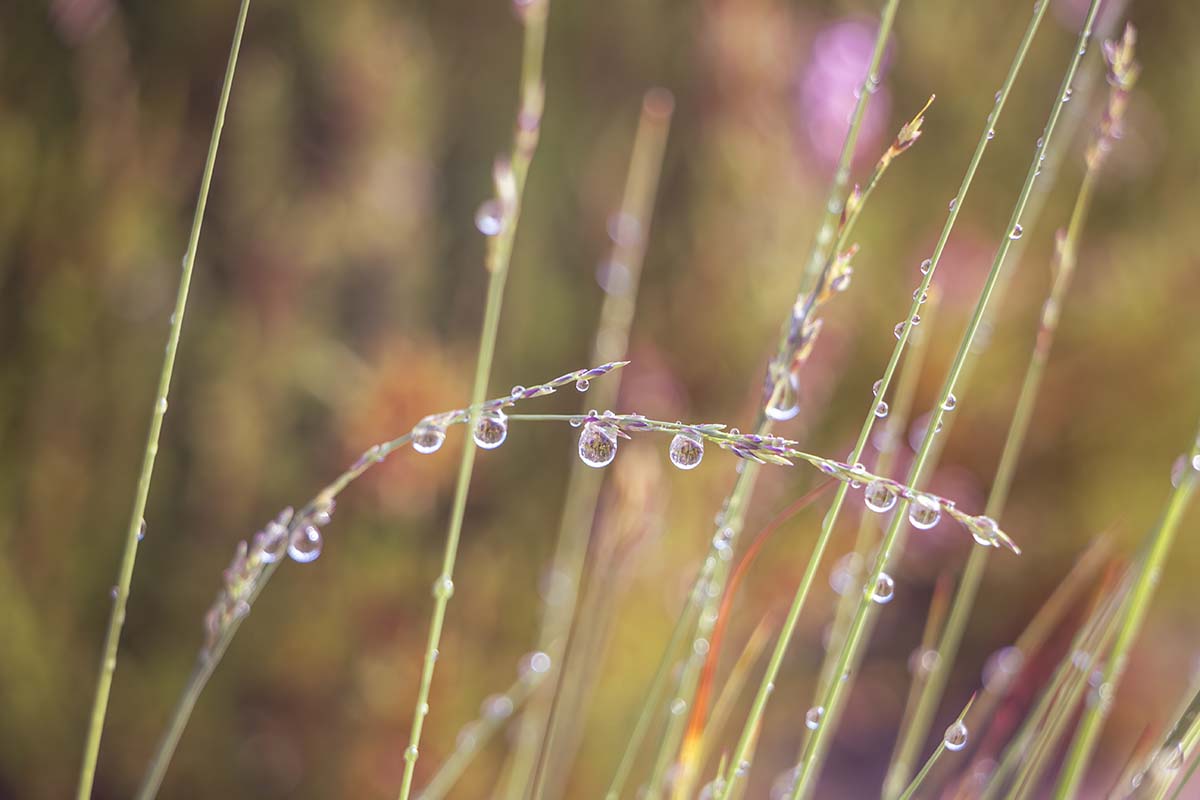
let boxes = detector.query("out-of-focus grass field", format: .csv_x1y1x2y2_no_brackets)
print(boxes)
2,0,1200,797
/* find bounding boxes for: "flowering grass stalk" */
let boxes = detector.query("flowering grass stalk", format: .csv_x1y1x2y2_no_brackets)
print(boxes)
75,3,253,797
503,87,674,799
1053,422,1200,798
886,27,1142,790
395,2,549,797
134,362,624,797
790,2,1103,794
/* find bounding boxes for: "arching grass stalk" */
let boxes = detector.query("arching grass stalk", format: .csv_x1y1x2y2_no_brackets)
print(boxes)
721,0,1061,792
1129,682,1200,799
1053,425,1200,798
503,88,674,800
75,2,253,797
887,27,1141,790
791,3,1102,795
135,362,623,798
897,694,976,800
395,3,550,797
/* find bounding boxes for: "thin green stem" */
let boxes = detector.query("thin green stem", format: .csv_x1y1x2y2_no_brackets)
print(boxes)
886,133,1104,800
395,4,549,798
1053,430,1200,798
792,3,1098,795
504,89,673,800
75,2,252,797
897,698,975,800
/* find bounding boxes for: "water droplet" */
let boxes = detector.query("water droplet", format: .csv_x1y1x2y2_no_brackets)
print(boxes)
473,409,508,450
288,525,323,563
432,575,455,599
875,401,889,419
1036,136,1044,149
894,322,907,340
908,495,942,530
138,518,147,541
527,651,552,673
944,720,969,751
578,422,617,468
1062,87,1073,103
110,585,119,599
971,515,1002,547
830,271,852,293
1157,742,1185,774
693,638,710,656
575,379,590,392
156,397,168,414
848,462,868,489
982,646,1024,692
260,524,289,563
994,90,1002,103
909,647,940,675
669,432,704,470
872,379,883,397
987,128,996,141
805,706,825,730
864,480,897,513
765,371,801,422
482,694,514,720
474,199,505,236
910,314,921,326
872,573,895,604
920,258,932,275
1009,224,1023,240
404,744,420,762
942,393,957,411
510,385,525,398
670,698,688,715
412,422,447,455
948,198,957,211
913,288,928,303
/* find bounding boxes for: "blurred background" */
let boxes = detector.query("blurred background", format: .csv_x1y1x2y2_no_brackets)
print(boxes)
2,0,1200,797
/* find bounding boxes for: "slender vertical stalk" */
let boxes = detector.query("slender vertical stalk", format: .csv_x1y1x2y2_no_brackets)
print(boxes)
503,88,674,800
722,1,1059,792
890,24,1138,781
791,4,1101,796
1053,426,1200,799
74,3,252,797
396,5,550,798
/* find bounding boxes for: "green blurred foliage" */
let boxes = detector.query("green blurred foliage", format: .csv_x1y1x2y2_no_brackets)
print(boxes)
1,0,1199,797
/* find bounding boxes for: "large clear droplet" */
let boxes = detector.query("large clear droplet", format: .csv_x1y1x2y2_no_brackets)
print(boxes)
669,432,705,470
412,422,447,455
473,409,508,450
942,393,958,411
578,422,617,468
864,480,896,513
908,495,942,530
875,401,889,419
894,321,907,340
872,572,895,604
943,720,969,751
288,525,323,563
765,371,801,421
920,258,932,275
575,379,590,392
971,515,1001,547
474,199,505,236
805,705,824,730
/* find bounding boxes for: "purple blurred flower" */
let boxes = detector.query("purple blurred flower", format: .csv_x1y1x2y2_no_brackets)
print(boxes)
798,19,893,166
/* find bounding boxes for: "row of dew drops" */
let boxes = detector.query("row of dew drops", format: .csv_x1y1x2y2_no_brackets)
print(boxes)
405,377,710,471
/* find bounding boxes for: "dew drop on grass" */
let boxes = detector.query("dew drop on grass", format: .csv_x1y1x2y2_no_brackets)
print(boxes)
894,322,907,340
575,379,590,392
943,720,969,751
765,371,801,421
1009,223,1024,240
872,379,883,397
473,409,508,450
474,199,505,236
864,480,896,513
908,495,942,530
805,706,824,730
948,198,957,211
920,258,932,275
942,393,958,411
875,401,889,419
432,575,455,599
669,432,704,470
872,573,895,604
670,698,688,715
288,525,323,563
138,518,147,542
971,515,1002,547
987,128,996,141
578,422,617,468
412,422,447,454
404,745,419,763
